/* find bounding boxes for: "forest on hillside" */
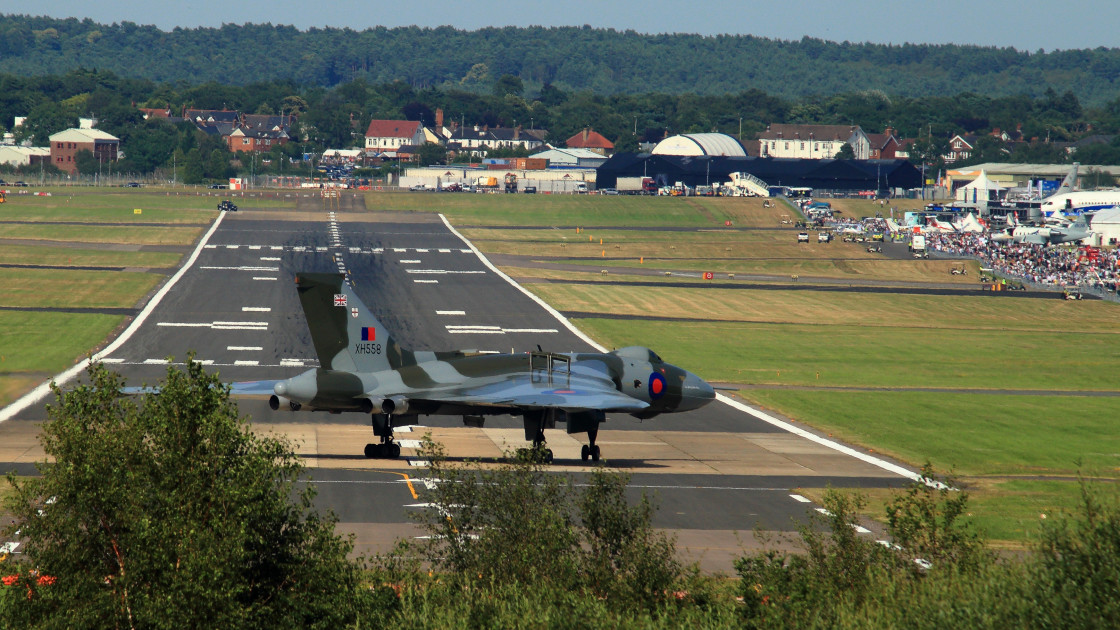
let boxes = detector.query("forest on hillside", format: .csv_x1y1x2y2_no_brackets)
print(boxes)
2,15,1120,104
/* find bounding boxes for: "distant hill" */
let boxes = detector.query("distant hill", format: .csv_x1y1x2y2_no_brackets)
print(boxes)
2,15,1120,104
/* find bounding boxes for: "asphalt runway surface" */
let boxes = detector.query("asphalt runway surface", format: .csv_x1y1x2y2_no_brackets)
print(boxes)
0,202,916,571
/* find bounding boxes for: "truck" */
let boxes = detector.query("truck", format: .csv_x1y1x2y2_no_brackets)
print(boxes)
504,173,518,193
909,233,927,257
616,176,657,195
476,176,499,190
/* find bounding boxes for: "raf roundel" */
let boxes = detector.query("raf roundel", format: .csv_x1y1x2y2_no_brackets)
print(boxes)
648,372,667,400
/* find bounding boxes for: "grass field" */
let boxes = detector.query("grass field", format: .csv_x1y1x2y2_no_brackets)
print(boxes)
1,223,203,245
0,243,182,268
0,268,163,309
368,191,797,227
0,311,124,406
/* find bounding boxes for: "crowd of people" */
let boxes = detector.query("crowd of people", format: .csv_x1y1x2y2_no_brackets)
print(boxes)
926,232,1120,293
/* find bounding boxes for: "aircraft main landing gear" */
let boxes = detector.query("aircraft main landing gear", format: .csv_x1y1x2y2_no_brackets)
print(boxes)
517,429,553,463
580,429,601,462
365,413,402,459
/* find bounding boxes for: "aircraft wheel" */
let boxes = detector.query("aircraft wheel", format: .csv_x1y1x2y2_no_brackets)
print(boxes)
581,445,590,461
544,449,554,464
591,445,601,462
390,443,402,459
364,443,378,459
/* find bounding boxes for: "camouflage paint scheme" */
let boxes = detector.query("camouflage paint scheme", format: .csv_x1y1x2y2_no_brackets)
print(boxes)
232,273,715,458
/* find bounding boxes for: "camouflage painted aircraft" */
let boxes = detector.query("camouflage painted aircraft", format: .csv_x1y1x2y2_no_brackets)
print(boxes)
231,273,715,462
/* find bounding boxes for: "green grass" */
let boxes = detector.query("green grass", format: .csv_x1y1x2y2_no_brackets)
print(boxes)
0,268,163,309
743,390,1120,477
0,310,123,399
370,191,747,226
0,243,181,268
568,316,1120,391
1,223,203,245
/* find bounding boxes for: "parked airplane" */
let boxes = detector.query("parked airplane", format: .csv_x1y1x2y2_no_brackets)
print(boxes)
232,273,716,462
991,213,1094,245
1040,190,1120,220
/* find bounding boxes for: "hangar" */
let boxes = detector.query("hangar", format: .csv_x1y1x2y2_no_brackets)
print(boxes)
651,133,748,157
596,153,922,193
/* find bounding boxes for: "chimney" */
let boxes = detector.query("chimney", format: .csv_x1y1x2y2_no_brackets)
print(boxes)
885,127,894,137
435,108,444,129
583,127,589,143
514,125,520,140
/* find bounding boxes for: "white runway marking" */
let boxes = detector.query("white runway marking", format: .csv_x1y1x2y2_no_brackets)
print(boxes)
446,325,501,331
396,439,423,449
249,245,261,250
408,460,430,467
1,542,20,553
789,494,811,503
438,248,451,253
271,246,283,250
316,247,328,252
242,307,271,312
280,359,305,366
99,358,124,364
143,359,169,364
234,360,259,366
415,249,429,253
260,256,281,261
436,310,466,315
227,346,263,351
406,269,485,275
253,277,277,281
393,248,407,253
413,279,439,284
225,245,238,249
212,325,267,331
200,266,279,271
157,322,209,328
447,329,505,334
502,328,558,334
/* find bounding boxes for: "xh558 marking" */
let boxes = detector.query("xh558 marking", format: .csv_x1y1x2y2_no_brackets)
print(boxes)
233,273,715,462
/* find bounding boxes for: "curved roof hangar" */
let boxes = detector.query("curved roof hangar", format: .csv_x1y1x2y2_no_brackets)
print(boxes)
652,133,746,157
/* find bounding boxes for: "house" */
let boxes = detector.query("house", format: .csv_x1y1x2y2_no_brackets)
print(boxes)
564,128,614,156
945,134,977,163
183,109,241,125
364,120,426,155
867,128,902,159
139,107,173,120
757,124,871,160
227,126,290,153
446,126,546,156
530,148,608,168
49,128,120,174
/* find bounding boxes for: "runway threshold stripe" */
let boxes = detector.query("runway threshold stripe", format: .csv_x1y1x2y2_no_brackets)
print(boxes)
227,346,263,351
234,360,259,366
253,277,278,281
436,310,466,315
414,279,439,284
789,494,811,503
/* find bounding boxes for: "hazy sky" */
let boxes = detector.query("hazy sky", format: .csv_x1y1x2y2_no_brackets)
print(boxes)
3,0,1118,51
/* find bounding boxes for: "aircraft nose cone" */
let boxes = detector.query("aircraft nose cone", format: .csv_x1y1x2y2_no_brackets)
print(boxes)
680,373,715,410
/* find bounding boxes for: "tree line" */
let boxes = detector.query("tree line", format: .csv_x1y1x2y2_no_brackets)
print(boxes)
3,361,1119,627
3,15,1120,105
3,67,1120,182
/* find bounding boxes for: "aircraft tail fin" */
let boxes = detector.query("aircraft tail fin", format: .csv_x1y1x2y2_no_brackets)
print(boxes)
294,272,409,373
1055,162,1079,196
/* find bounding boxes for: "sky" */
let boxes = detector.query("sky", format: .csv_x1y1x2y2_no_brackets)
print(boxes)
3,0,1118,52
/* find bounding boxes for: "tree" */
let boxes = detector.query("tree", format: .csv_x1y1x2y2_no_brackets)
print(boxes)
834,143,855,160
416,142,447,166
73,149,99,176
492,74,524,98
2,360,373,627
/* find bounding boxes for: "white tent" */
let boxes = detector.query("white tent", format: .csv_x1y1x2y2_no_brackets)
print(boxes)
955,170,1006,203
954,212,986,233
1089,206,1120,246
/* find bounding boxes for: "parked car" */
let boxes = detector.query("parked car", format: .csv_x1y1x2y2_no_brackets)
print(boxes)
522,186,537,194
13,181,27,187
218,200,238,212
797,232,810,243
126,182,142,188
599,188,618,195
208,183,227,189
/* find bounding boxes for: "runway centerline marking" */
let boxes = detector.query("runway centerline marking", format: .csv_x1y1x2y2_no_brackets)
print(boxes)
234,360,259,366
253,277,277,281
436,310,466,315
242,307,271,312
414,279,439,284
227,346,263,351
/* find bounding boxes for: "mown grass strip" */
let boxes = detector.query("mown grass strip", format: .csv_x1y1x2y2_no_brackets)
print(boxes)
0,243,181,268
2,223,203,245
0,268,162,309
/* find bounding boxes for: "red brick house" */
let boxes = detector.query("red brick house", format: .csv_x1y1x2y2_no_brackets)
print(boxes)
564,128,615,155
49,128,120,175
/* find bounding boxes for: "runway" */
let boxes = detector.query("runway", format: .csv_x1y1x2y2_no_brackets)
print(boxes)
0,203,917,571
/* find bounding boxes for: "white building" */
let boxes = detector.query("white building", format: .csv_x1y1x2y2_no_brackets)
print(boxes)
530,147,608,168
651,133,747,157
0,146,50,166
364,120,426,154
757,124,870,160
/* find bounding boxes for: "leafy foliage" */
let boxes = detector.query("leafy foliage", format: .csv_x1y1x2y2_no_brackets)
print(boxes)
1,360,373,628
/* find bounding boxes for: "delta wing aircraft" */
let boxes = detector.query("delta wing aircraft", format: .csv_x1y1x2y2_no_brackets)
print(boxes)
232,273,715,462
